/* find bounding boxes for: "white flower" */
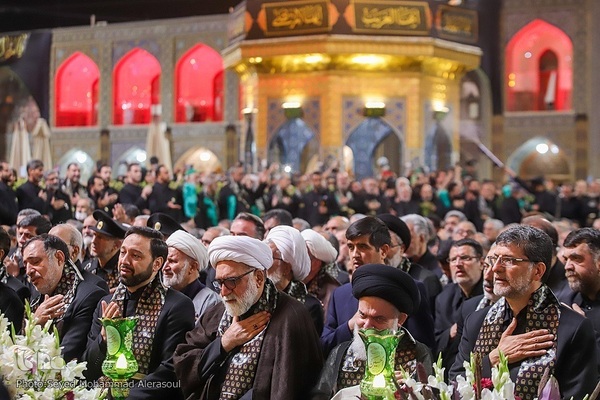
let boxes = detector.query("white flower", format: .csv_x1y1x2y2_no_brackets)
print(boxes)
0,307,107,399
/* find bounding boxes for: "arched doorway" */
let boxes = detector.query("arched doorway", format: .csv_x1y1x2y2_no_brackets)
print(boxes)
174,147,222,174
175,44,224,122
506,137,570,182
55,52,99,127
268,118,317,175
345,117,403,180
505,19,572,112
113,48,161,125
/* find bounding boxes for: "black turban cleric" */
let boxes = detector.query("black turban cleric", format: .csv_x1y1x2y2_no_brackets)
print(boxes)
352,264,420,316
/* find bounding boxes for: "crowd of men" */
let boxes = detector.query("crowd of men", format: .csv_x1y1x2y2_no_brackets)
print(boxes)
0,157,600,399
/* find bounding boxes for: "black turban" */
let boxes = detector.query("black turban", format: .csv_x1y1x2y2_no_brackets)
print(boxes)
352,264,420,315
377,213,411,249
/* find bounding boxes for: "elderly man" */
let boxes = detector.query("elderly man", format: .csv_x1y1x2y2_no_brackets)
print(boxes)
49,224,109,292
562,227,600,366
84,210,126,289
23,234,108,361
311,264,432,399
379,213,442,309
265,225,324,334
84,226,195,399
402,214,444,280
302,229,340,317
435,238,483,375
165,230,220,323
450,225,598,399
173,235,323,399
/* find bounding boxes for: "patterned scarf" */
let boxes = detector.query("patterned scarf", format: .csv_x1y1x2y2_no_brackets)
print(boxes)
472,285,560,400
217,279,278,400
476,296,494,311
285,279,308,304
0,263,8,284
111,275,167,375
337,327,418,389
307,264,336,301
106,268,119,290
395,257,412,274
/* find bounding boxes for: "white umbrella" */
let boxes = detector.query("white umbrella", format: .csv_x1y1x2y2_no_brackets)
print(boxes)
145,120,172,173
9,118,31,177
31,118,53,169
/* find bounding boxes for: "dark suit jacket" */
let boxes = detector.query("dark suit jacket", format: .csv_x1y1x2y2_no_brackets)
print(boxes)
407,262,442,314
0,281,24,333
16,180,46,213
565,290,600,370
321,280,435,356
54,278,108,362
450,303,599,399
434,280,483,376
83,288,195,399
0,181,18,225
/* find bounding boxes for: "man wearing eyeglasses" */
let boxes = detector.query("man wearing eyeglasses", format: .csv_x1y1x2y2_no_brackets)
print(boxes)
450,225,598,399
174,235,323,400
434,238,484,376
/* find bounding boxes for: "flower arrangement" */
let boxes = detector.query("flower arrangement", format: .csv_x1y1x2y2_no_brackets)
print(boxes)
394,353,600,400
0,304,106,399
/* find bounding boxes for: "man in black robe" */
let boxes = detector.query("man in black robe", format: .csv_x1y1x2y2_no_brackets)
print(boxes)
311,264,432,399
173,235,323,399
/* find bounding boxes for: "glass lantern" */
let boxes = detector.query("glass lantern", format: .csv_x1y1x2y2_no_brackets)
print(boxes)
101,317,139,399
358,327,404,400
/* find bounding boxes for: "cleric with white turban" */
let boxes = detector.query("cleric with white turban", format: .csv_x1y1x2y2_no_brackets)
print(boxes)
301,229,338,264
265,225,311,281
167,230,209,268
208,235,273,271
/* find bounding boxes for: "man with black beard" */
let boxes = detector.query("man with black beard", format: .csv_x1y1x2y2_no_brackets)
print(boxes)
147,164,183,222
43,169,72,225
301,171,340,227
118,162,151,212
0,161,18,226
83,226,195,399
174,235,323,399
61,162,87,207
16,159,47,214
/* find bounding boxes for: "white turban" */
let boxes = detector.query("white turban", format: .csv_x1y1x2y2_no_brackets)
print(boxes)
208,235,273,270
301,229,338,264
265,225,310,281
166,230,208,270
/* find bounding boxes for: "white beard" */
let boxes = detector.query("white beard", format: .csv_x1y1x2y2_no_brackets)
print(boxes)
223,275,260,317
349,324,367,361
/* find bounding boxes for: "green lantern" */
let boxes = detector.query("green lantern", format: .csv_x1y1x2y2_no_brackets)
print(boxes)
101,317,139,400
358,328,404,400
